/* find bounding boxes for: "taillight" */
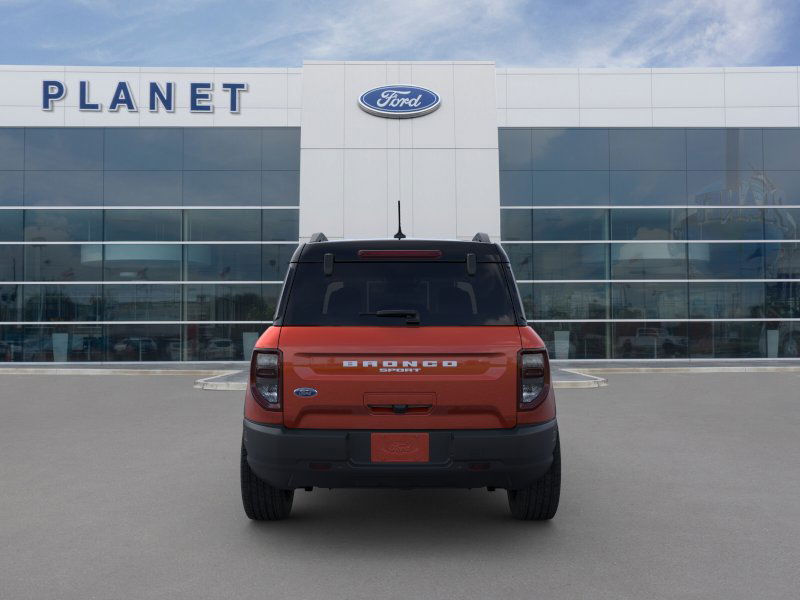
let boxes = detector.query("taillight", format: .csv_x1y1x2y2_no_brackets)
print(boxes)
251,349,281,410
518,349,550,410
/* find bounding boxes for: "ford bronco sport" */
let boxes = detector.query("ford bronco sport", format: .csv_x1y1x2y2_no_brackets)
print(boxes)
241,233,560,521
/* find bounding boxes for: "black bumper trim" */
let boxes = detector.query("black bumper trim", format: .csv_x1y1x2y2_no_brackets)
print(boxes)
242,419,558,490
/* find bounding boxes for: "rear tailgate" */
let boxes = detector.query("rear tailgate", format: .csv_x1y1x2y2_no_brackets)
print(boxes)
280,326,521,429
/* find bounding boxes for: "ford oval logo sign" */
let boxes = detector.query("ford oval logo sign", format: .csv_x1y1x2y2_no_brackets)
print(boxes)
358,85,440,118
293,387,318,397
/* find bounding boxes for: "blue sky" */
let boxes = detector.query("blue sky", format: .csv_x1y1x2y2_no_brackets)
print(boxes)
1,0,799,68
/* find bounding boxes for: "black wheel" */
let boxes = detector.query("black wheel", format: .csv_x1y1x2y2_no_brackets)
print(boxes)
240,441,294,521
507,436,561,521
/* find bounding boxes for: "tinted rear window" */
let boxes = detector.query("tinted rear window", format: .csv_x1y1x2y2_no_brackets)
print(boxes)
282,262,517,326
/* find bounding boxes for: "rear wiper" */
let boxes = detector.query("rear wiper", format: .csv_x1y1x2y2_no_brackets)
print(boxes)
360,309,420,325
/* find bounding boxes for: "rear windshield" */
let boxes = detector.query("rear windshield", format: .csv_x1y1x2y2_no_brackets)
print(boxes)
281,262,518,326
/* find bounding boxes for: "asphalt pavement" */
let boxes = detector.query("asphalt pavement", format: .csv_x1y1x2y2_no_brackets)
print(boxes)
1,372,799,599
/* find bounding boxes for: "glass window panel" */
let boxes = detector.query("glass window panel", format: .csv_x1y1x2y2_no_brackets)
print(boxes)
763,129,800,170
0,245,23,281
0,285,21,321
0,129,24,170
613,321,688,359
610,129,685,170
0,325,24,361
185,284,277,321
185,323,266,361
262,170,299,206
103,284,181,320
186,244,262,281
22,324,104,362
0,171,24,206
764,170,800,204
262,244,296,281
22,285,101,321
522,282,607,320
686,129,763,171
533,243,608,280
262,128,300,170
183,128,261,170
24,244,102,281
773,322,800,357
611,208,687,240
183,171,260,206
498,129,532,170
104,171,182,206
687,207,764,240
499,171,532,206
689,282,765,319
184,209,260,241
532,321,608,359
689,321,765,358
106,324,181,361
24,209,102,242
611,171,687,205
688,170,771,205
104,209,181,241
689,242,765,279
503,244,533,280
503,209,607,242
0,209,23,241
532,129,609,170
765,242,800,278
611,282,688,320
103,245,181,281
263,209,299,241
611,243,687,279
766,282,800,318
25,129,103,171
763,208,800,240
24,171,103,206
501,209,531,241
104,128,182,170
532,171,609,206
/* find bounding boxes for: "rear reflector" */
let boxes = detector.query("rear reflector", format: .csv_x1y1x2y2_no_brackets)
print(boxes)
358,249,442,259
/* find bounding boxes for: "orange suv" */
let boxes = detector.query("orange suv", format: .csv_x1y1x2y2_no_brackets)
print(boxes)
241,233,560,520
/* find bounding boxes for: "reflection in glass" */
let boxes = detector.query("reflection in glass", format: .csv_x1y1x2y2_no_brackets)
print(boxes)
689,282,764,319
521,283,607,319
687,207,764,240
262,171,300,206
532,321,608,359
24,244,102,281
262,128,301,170
611,243,687,279
503,209,607,241
24,171,103,206
499,129,531,170
25,128,103,170
689,322,765,358
763,208,800,240
687,170,773,205
0,285,20,321
23,285,101,321
765,242,800,278
533,171,609,206
763,129,800,170
103,245,181,281
764,171,800,204
186,244,262,281
0,210,23,241
104,171,182,206
533,129,609,170
104,128,182,171
532,243,608,280
262,244,296,281
610,129,685,170
0,246,23,281
103,285,181,320
24,210,102,242
0,170,23,205
185,284,278,321
686,129,763,171
612,321,688,359
689,243,764,279
106,324,182,361
184,323,267,361
22,324,104,362
503,244,533,280
773,322,800,357
105,209,181,241
611,208,687,240
612,282,688,319
611,171,686,205
183,128,261,170
499,171,532,206
185,209,260,241
263,209,299,241
182,171,260,205
0,129,24,170
766,282,800,318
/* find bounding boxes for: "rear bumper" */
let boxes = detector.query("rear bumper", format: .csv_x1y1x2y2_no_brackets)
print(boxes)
242,419,558,490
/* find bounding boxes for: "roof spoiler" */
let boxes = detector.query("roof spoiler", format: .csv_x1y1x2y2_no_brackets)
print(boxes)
308,232,328,243
472,232,491,243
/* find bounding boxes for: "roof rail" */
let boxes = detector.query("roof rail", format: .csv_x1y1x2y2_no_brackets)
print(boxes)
472,232,491,243
308,232,328,243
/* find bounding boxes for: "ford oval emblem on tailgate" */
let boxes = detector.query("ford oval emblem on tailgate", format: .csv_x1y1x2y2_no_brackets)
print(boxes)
293,387,318,397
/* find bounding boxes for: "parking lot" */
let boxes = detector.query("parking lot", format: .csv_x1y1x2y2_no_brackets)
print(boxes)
1,371,799,599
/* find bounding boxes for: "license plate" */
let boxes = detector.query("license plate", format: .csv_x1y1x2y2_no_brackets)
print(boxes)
370,433,429,463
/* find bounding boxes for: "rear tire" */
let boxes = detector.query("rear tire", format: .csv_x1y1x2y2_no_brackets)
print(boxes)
241,441,294,520
507,436,561,521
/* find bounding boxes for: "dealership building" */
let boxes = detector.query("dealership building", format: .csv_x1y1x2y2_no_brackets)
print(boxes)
0,61,799,362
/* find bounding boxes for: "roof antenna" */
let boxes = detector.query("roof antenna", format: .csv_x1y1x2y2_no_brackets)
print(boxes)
393,200,406,240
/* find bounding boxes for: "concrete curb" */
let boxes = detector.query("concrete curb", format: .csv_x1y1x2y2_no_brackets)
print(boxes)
577,366,800,374
0,368,230,377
